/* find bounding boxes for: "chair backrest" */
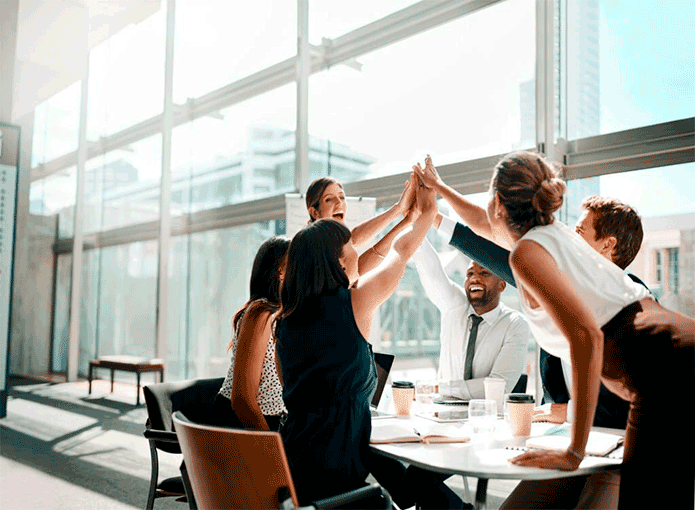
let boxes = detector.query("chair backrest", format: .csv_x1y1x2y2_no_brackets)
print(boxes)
143,377,225,453
172,411,299,510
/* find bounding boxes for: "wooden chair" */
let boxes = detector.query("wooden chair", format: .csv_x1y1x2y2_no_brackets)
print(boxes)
172,411,392,510
143,377,225,510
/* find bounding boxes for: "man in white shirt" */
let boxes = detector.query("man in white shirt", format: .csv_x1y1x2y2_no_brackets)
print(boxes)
412,235,530,400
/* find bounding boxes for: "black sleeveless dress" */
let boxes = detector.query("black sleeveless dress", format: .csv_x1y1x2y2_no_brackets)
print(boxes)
277,286,377,504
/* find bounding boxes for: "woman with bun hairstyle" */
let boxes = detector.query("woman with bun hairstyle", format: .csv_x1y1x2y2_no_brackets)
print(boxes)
305,176,415,276
415,152,693,509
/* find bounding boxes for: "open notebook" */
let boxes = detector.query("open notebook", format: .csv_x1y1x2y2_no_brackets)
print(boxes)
370,352,395,419
509,424,625,458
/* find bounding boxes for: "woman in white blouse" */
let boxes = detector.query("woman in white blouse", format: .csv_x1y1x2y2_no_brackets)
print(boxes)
416,152,693,509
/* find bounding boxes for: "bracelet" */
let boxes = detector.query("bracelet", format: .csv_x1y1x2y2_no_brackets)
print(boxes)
370,246,385,258
567,449,585,462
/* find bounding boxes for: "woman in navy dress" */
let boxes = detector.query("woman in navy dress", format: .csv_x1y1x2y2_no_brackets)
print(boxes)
276,173,439,504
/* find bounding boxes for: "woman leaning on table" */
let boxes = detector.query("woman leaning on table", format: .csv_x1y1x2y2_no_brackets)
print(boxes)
415,152,694,509
305,175,415,275
208,236,289,431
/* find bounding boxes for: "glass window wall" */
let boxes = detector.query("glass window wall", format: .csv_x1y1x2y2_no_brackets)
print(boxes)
31,81,81,166
170,84,296,215
28,167,77,238
565,0,694,139
83,135,162,233
173,0,296,104
308,0,535,181
87,6,165,139
166,220,282,380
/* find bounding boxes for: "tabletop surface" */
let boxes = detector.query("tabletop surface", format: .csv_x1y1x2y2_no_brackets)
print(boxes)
370,416,623,481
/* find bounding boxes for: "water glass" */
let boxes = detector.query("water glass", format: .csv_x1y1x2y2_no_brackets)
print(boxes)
468,399,497,442
415,380,440,405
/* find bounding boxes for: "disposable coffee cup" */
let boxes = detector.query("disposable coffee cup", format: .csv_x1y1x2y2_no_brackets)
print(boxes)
392,381,415,416
504,393,535,436
484,377,506,415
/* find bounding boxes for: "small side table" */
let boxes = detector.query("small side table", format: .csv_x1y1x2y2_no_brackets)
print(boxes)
88,356,164,405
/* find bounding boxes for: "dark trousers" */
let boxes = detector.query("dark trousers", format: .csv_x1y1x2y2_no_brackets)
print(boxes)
600,299,694,509
368,452,467,510
208,393,284,431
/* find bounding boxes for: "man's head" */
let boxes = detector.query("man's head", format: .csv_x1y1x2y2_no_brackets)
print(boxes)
575,195,643,270
465,261,506,314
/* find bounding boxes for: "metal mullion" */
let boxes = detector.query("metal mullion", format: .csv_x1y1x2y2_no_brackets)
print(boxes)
295,0,309,193
155,0,176,363
325,0,502,69
66,59,89,382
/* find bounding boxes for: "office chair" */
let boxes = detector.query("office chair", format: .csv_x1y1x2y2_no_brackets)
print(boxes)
143,377,225,510
172,411,392,510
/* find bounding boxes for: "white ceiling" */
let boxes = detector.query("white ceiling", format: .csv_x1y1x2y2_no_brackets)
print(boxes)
11,0,161,120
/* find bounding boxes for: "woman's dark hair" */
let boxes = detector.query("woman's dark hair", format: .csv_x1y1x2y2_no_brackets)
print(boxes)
305,177,343,222
492,151,567,236
228,236,290,350
275,219,351,336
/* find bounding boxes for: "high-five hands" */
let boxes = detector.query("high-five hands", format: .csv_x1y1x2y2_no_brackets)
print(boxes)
396,175,416,217
413,154,443,190
414,170,437,215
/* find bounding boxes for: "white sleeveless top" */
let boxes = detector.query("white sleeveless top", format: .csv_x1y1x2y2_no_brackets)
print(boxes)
516,221,650,362
218,328,287,416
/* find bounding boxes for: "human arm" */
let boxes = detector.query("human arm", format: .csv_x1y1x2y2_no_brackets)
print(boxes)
437,214,516,287
415,156,499,245
508,240,603,470
358,215,413,275
411,237,462,311
351,175,437,340
350,178,414,248
443,316,530,400
230,309,274,430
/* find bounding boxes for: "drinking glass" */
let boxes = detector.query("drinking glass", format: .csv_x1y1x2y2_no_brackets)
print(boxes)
468,399,497,443
415,380,440,407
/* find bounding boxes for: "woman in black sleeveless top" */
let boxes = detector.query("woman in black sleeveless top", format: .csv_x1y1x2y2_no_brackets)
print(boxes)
276,172,440,505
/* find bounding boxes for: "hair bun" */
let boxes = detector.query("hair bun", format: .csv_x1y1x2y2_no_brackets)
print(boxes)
532,178,566,224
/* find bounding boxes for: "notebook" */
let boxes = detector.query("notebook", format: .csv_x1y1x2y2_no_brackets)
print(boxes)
370,352,395,419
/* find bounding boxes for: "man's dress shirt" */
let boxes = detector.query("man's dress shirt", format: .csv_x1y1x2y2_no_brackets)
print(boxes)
411,237,530,400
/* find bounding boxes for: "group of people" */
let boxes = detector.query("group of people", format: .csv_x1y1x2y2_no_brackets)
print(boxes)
210,151,694,509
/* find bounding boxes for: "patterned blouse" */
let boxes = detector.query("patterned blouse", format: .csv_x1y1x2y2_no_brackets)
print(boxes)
218,329,287,417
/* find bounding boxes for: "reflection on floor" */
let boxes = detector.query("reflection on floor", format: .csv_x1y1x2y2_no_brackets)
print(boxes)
1,374,518,510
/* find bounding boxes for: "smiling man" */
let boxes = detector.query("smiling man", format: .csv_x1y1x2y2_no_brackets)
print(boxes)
411,238,530,400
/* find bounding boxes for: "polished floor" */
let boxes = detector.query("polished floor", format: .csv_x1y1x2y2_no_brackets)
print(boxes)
1,374,516,510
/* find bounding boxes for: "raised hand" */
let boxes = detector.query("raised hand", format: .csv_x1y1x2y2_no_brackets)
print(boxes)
414,154,443,190
396,176,416,217
403,172,420,223
414,172,437,216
